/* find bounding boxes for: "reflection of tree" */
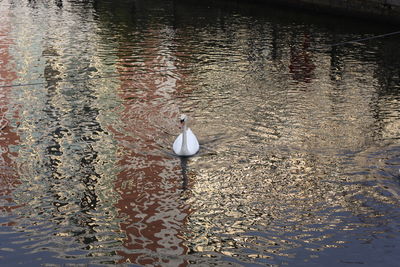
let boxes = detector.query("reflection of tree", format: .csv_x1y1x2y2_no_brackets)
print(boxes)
374,41,400,96
326,36,400,142
329,46,344,82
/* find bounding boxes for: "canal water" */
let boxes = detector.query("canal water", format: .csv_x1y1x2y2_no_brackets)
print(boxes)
1,0,400,266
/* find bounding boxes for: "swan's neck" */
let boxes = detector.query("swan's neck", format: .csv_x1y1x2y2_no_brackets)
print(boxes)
181,123,189,155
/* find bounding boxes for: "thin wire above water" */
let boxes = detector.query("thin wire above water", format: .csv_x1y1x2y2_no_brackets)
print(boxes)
317,29,400,50
1,30,399,90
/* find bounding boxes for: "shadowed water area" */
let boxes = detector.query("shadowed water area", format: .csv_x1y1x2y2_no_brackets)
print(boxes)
1,0,400,266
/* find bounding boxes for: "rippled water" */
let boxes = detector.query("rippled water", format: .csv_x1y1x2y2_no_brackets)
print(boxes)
1,0,400,266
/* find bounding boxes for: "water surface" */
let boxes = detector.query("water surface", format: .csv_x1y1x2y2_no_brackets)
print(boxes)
1,0,400,266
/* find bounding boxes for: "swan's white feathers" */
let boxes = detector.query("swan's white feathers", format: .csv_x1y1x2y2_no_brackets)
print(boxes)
173,127,199,156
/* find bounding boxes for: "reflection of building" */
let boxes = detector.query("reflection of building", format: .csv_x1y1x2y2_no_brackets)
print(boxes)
3,3,123,262
0,8,20,220
110,14,190,266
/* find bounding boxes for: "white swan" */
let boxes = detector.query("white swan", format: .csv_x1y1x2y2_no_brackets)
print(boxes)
173,114,199,156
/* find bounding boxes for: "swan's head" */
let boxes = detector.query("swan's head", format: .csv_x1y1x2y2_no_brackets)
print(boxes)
180,114,187,124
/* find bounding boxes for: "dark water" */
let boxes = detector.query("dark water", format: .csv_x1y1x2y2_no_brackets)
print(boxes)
1,0,400,266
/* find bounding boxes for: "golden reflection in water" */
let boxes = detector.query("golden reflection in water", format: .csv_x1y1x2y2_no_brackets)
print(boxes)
112,26,190,266
174,24,400,263
1,3,126,262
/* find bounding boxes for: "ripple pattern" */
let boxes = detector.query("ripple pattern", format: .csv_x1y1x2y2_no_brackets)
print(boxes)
1,0,400,266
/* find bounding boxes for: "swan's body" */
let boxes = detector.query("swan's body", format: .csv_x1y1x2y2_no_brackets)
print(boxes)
173,115,199,156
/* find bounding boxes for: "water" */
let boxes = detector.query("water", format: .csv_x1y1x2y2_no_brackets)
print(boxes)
1,0,400,266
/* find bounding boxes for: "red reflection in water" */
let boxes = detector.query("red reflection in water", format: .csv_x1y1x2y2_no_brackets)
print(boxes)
0,15,21,221
289,33,315,83
112,31,190,266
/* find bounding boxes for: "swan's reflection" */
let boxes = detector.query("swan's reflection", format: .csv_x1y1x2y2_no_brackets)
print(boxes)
177,136,221,192
180,156,189,191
